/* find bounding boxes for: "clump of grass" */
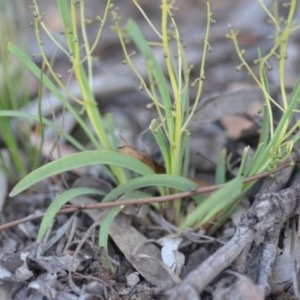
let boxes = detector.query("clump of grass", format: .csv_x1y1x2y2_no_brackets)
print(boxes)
10,1,211,248
181,0,300,231
8,0,300,251
9,0,206,250
8,0,138,184
112,0,300,231
112,0,212,223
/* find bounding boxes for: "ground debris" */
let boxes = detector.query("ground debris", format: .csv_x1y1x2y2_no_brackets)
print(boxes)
165,184,300,299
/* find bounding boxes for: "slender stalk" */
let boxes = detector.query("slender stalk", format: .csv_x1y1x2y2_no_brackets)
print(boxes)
182,1,212,132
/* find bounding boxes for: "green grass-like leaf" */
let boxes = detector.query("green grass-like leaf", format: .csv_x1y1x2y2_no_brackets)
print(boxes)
10,150,154,197
102,174,202,203
149,119,171,171
99,174,203,252
99,190,150,254
38,187,104,240
126,19,173,120
99,206,122,252
180,177,243,230
8,43,100,148
0,110,85,151
215,148,227,184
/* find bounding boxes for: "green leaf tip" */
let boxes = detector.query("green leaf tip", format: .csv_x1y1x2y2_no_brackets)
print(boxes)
9,150,154,197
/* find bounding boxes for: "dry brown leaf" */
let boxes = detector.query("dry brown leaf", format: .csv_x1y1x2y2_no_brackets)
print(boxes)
110,214,181,290
118,144,165,174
